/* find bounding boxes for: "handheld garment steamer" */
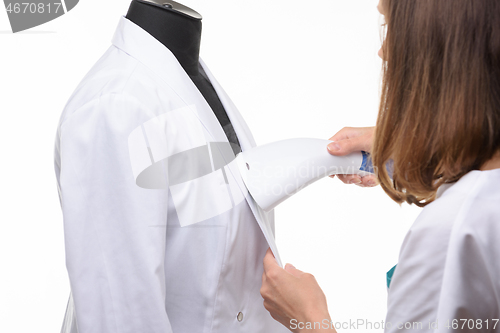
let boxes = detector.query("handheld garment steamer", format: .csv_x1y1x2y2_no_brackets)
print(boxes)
235,138,377,212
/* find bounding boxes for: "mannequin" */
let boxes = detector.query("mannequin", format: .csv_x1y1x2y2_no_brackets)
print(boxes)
126,0,241,154
57,1,289,331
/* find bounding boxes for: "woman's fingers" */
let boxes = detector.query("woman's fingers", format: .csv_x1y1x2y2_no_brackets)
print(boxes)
336,174,379,187
360,175,379,187
337,174,363,185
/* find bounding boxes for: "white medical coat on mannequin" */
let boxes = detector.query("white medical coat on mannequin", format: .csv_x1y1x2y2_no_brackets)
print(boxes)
386,169,500,332
54,16,287,333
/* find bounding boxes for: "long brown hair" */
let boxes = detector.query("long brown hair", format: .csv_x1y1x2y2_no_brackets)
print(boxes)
373,0,500,207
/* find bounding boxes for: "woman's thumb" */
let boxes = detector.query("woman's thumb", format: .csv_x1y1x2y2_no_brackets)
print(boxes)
327,136,365,156
285,263,304,277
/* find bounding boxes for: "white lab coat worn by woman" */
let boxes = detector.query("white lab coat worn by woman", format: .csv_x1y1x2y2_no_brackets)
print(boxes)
386,170,500,332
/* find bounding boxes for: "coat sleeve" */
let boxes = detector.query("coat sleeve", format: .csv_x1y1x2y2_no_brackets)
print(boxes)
58,93,173,333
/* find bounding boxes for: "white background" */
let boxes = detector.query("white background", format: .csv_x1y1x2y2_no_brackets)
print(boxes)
0,0,421,331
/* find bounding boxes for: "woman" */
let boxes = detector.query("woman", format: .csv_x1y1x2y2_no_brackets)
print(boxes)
260,0,500,332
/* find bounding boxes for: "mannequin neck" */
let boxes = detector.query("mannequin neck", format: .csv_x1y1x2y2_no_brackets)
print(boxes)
126,0,202,76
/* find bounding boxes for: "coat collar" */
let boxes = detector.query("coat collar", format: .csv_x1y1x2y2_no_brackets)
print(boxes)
111,16,230,145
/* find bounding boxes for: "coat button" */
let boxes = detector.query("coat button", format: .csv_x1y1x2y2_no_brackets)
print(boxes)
237,312,244,322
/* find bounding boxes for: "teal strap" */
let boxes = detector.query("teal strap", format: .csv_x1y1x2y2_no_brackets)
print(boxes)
386,264,397,289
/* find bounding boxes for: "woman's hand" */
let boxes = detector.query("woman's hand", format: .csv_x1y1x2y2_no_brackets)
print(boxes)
327,126,378,187
260,249,337,333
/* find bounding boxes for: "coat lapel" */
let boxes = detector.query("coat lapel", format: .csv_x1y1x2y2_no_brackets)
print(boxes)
201,59,283,267
199,59,257,152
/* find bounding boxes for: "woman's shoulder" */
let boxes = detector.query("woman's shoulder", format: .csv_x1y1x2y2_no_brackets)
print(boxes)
443,169,500,255
399,168,500,275
416,168,500,232
438,169,500,236
398,168,500,264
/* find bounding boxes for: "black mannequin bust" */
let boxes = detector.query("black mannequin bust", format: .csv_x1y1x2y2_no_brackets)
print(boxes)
126,0,241,154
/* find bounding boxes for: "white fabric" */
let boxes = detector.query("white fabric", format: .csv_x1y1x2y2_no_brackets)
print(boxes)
386,169,500,332
54,16,287,333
